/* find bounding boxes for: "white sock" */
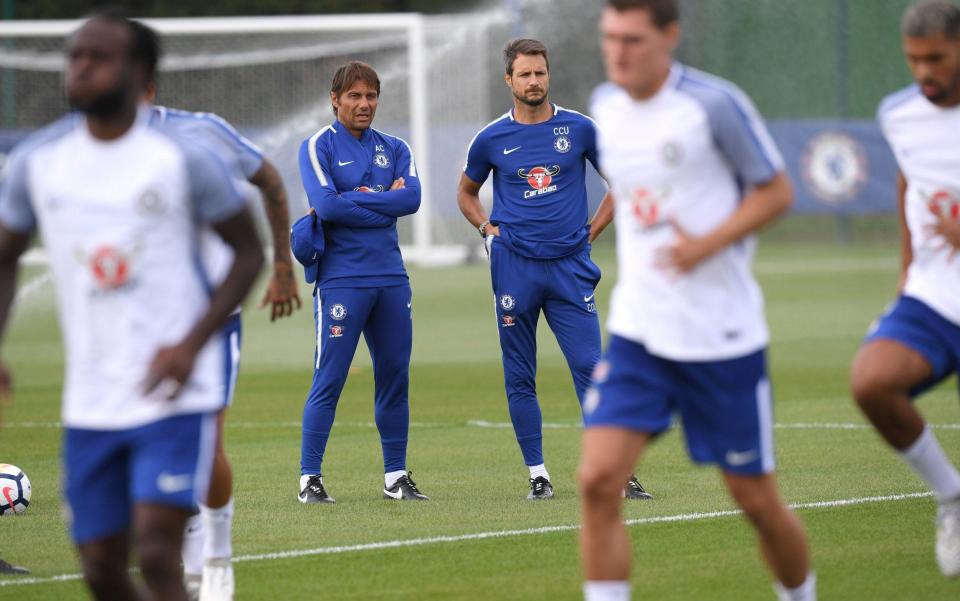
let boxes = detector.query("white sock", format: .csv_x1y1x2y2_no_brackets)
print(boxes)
774,572,816,601
385,470,407,489
583,581,630,601
300,474,321,490
529,464,550,481
899,426,960,503
201,499,234,561
182,513,204,575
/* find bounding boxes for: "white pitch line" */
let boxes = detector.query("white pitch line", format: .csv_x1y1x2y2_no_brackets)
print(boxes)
0,490,933,588
6,420,960,431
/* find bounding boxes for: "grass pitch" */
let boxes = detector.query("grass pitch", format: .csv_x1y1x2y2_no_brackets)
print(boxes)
2,235,959,600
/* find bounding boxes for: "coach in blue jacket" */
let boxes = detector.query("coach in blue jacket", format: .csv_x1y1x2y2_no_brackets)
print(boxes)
297,61,428,503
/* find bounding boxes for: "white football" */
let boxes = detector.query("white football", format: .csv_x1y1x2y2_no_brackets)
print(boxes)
0,463,31,515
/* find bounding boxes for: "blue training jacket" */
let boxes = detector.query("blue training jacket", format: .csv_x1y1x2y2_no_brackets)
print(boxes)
298,120,420,289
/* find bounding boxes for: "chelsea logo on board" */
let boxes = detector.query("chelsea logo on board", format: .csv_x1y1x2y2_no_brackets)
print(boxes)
553,135,571,153
374,153,391,168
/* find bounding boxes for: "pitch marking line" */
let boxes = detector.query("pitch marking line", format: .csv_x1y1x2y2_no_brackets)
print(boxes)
0,491,933,588
7,420,960,431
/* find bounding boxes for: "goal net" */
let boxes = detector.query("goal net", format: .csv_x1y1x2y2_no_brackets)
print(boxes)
0,13,510,267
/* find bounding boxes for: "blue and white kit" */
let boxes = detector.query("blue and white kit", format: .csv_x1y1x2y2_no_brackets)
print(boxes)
587,63,786,474
0,109,245,540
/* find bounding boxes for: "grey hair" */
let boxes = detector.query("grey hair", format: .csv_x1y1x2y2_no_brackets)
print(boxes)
902,0,960,39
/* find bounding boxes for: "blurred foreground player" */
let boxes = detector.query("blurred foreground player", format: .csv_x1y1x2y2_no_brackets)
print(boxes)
145,80,300,601
0,12,262,601
579,1,814,600
852,0,960,578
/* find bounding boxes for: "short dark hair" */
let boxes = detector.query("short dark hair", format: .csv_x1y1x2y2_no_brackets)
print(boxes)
503,38,549,75
902,0,960,39
84,7,161,82
330,61,381,114
606,0,680,29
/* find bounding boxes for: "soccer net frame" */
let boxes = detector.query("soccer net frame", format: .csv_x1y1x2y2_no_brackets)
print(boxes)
0,14,470,268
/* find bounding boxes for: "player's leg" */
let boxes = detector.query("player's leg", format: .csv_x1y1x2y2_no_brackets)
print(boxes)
544,250,652,501
131,412,217,601
64,427,139,599
850,296,960,575
490,243,550,496
299,288,373,503
183,314,242,598
677,349,814,598
578,335,672,600
721,472,813,599
363,283,426,500
77,534,143,601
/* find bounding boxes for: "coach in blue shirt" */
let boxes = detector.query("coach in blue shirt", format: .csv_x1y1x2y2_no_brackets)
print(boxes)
458,39,650,501
297,61,428,503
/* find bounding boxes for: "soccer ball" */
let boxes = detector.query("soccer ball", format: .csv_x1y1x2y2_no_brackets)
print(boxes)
0,464,31,515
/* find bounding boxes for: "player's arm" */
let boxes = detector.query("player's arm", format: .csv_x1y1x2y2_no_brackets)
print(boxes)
143,149,264,399
298,139,395,228
658,172,792,273
588,190,614,243
0,225,30,411
345,141,421,217
0,148,36,410
897,171,912,293
457,173,499,237
248,158,301,320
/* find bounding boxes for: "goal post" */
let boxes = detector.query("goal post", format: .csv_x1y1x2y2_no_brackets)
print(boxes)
0,13,498,266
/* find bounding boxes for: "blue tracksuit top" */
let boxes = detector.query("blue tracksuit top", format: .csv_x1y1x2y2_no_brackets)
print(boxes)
298,120,420,289
464,104,600,259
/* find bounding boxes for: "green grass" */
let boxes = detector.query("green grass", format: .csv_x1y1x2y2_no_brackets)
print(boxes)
2,235,960,600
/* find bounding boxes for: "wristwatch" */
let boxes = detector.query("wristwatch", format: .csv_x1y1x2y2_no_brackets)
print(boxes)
478,220,491,237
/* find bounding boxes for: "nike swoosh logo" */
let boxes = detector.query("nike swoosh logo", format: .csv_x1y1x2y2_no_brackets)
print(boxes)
584,294,595,302
407,302,412,309
157,472,193,494
384,487,403,500
503,146,522,155
338,160,355,166
725,449,759,467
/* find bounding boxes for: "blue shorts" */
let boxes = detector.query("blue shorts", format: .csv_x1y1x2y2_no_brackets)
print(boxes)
584,335,775,475
222,313,243,407
865,295,960,397
63,412,217,544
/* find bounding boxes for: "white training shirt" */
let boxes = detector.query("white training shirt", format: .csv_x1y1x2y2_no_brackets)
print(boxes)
590,63,784,361
878,85,960,326
0,109,245,429
151,106,264,293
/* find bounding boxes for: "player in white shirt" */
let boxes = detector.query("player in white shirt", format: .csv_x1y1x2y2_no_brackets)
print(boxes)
851,0,960,579
578,2,814,601
145,89,300,601
0,12,263,601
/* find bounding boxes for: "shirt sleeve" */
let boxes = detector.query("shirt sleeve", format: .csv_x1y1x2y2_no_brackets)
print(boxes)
297,136,395,228
583,117,601,173
201,113,264,179
703,87,784,187
182,141,247,224
344,136,421,218
463,129,492,185
0,149,37,234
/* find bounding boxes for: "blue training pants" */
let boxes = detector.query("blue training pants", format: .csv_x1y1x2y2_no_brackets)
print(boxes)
300,284,412,476
490,242,602,466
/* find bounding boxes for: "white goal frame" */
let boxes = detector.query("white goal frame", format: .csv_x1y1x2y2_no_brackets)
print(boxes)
0,14,464,266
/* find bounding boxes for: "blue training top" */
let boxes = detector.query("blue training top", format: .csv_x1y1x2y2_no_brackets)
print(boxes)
298,120,421,289
464,104,600,259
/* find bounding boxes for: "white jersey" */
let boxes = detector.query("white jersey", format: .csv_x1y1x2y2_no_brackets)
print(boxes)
878,86,960,326
590,63,784,361
0,109,245,429
150,106,263,291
